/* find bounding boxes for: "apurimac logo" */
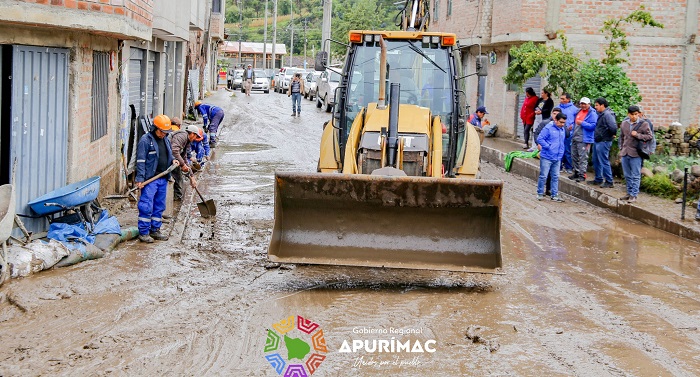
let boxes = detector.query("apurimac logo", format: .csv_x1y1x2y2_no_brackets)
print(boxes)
264,315,327,376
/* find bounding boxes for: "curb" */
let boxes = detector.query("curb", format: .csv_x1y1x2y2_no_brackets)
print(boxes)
481,145,700,243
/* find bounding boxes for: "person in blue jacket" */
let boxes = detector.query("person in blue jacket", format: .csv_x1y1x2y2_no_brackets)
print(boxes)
568,97,598,182
135,115,178,243
558,93,578,173
190,127,211,166
194,101,225,148
536,113,568,202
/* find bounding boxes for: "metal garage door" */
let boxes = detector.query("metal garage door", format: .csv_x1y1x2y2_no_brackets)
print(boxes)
146,51,155,117
10,45,69,232
129,48,144,117
516,75,541,140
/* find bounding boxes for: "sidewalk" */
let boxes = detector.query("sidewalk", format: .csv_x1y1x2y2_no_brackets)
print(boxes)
481,137,700,243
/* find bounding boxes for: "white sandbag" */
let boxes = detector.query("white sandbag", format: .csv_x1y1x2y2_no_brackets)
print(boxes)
7,240,71,278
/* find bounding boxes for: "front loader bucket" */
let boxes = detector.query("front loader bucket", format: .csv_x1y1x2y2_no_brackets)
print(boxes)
268,172,502,273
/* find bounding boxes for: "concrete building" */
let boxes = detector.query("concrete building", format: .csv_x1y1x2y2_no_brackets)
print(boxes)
0,0,223,231
430,0,700,139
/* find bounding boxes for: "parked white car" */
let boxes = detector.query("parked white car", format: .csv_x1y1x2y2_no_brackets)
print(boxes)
316,69,342,112
281,68,306,93
274,67,292,93
304,71,322,100
228,69,243,89
248,69,270,93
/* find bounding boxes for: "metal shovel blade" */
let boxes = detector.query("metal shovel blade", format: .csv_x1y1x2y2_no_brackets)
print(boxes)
268,172,503,273
196,199,216,218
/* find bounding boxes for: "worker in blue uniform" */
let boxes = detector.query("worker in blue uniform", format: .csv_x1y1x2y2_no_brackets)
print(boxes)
190,127,211,167
194,101,225,148
135,114,178,243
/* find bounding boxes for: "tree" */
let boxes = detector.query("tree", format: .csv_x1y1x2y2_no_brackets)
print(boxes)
571,61,641,123
601,5,664,65
503,33,580,95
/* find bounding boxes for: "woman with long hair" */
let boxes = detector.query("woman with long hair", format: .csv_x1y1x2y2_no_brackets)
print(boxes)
520,87,539,149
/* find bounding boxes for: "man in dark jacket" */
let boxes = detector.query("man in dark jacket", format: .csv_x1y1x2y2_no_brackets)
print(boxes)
618,105,652,204
136,115,176,243
589,97,617,188
170,124,199,201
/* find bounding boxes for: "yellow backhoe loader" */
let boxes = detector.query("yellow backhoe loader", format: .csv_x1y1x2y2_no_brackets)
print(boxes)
268,0,502,272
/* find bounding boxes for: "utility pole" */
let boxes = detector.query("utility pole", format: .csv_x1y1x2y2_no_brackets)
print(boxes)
272,0,277,69
321,0,332,60
289,0,294,67
303,18,308,69
263,0,269,69
238,0,243,67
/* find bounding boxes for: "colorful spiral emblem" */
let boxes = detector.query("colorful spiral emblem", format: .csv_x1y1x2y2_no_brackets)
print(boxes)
264,315,328,376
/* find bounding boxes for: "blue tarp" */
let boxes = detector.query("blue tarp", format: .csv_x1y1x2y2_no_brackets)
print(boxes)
47,210,121,253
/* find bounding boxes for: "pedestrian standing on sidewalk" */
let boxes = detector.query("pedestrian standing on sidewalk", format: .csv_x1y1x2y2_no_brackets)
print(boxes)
520,87,539,150
536,113,568,202
535,89,554,121
243,64,254,97
569,97,598,182
618,105,652,204
194,101,225,148
558,93,578,173
288,73,305,116
170,125,199,201
135,115,177,243
589,97,617,188
534,107,562,196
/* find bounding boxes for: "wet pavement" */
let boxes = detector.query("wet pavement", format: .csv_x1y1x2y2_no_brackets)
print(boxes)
1,89,699,376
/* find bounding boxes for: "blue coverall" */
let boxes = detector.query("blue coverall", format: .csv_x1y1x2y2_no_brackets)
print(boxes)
135,132,173,236
196,104,225,144
191,133,211,162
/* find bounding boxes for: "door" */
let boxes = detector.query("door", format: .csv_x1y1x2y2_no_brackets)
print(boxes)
146,51,156,117
516,75,541,140
10,45,69,231
129,48,144,117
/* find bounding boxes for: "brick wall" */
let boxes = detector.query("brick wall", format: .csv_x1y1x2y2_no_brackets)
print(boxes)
559,0,686,38
625,45,684,127
18,0,154,27
67,39,120,189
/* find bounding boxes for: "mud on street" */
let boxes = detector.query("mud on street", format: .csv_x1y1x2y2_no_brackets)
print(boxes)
1,89,699,376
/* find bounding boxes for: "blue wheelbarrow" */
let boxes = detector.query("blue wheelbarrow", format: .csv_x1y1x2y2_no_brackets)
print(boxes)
24,176,102,230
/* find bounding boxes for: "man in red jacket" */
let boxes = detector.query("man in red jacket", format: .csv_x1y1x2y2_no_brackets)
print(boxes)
520,87,539,149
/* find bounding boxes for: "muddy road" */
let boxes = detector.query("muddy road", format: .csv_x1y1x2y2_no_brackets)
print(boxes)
1,89,699,376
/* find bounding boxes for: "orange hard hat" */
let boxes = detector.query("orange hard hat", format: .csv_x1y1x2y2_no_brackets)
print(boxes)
153,115,172,133
195,128,204,141
194,101,202,108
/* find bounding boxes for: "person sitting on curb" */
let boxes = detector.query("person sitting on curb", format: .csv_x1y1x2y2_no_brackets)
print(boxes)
618,105,652,204
135,115,176,243
536,113,568,202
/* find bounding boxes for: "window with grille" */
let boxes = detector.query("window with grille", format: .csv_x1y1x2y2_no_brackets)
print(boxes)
434,0,439,21
91,51,109,142
212,0,222,13
447,0,452,17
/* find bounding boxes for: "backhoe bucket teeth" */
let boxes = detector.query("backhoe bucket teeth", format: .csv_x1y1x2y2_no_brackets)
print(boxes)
268,172,502,272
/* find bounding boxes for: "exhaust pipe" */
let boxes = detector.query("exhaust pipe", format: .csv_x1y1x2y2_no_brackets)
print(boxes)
387,83,400,167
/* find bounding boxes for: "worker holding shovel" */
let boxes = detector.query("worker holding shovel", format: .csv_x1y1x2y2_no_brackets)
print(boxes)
135,115,179,243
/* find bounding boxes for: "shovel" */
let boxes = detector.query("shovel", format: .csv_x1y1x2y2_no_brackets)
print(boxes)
105,163,179,199
190,175,216,218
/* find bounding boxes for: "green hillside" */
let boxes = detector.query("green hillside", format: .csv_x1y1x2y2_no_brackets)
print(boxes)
225,0,401,58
